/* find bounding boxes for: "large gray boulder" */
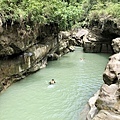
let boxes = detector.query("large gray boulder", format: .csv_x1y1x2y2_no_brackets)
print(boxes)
71,28,89,46
95,84,119,112
112,37,120,53
87,83,120,120
93,83,120,120
103,53,120,85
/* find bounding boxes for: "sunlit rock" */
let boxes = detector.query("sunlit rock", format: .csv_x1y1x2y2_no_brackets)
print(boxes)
95,84,118,111
0,24,75,92
71,28,89,46
103,53,120,85
93,110,120,120
112,37,120,53
87,90,100,120
59,31,71,39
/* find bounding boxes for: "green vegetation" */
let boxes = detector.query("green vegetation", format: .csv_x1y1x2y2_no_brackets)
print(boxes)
0,0,120,30
0,0,83,30
89,1,120,20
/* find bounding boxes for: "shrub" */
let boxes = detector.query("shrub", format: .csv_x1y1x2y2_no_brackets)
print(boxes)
0,0,84,31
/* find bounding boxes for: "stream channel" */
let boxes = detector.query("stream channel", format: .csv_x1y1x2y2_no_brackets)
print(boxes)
0,47,111,120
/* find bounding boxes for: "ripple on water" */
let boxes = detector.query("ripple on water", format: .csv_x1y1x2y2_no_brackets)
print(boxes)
0,47,110,120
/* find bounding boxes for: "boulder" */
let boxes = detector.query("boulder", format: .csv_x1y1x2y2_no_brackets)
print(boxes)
71,28,89,46
112,37,120,53
68,45,75,52
74,29,89,40
47,53,60,61
95,84,119,112
93,110,120,120
103,53,120,85
87,53,120,120
88,83,120,120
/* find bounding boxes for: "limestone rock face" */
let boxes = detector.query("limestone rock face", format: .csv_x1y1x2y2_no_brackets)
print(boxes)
96,84,119,111
83,17,120,53
0,25,73,92
93,110,120,120
87,90,100,120
89,16,120,38
103,53,120,85
92,84,120,120
72,28,113,53
59,31,71,39
87,53,120,120
83,32,112,53
56,31,75,55
112,37,120,53
71,28,89,46
82,31,112,53
86,16,120,120
0,26,37,56
87,83,120,120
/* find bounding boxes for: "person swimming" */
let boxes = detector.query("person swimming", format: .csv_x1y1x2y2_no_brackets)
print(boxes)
80,58,85,61
49,79,56,85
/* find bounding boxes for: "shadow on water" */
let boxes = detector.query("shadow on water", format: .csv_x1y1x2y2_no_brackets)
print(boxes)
96,53,112,59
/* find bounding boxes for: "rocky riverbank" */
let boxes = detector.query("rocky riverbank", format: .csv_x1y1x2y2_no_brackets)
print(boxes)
0,12,120,120
85,16,120,120
0,23,75,93
87,50,120,120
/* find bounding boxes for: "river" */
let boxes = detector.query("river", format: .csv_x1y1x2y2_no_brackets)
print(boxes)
0,47,111,120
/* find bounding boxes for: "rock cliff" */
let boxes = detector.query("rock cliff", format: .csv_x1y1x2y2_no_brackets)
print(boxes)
0,23,75,92
89,53,120,120
82,16,120,53
86,17,120,120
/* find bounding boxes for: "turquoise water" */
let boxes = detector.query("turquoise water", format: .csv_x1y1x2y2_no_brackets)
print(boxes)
0,47,110,120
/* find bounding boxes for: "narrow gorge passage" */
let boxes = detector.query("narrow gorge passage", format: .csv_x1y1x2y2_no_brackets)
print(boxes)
0,47,111,120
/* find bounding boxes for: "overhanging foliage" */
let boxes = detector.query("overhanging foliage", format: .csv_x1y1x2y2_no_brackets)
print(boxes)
0,0,120,30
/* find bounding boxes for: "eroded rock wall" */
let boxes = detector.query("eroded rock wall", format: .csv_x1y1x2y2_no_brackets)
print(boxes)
87,52,120,120
0,24,74,92
86,17,120,120
112,37,120,53
82,17,120,53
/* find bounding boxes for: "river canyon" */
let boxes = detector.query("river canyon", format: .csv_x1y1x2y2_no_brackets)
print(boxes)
0,47,110,120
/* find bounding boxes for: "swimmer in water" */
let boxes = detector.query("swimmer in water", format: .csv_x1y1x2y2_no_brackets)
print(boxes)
80,58,84,61
49,79,56,85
